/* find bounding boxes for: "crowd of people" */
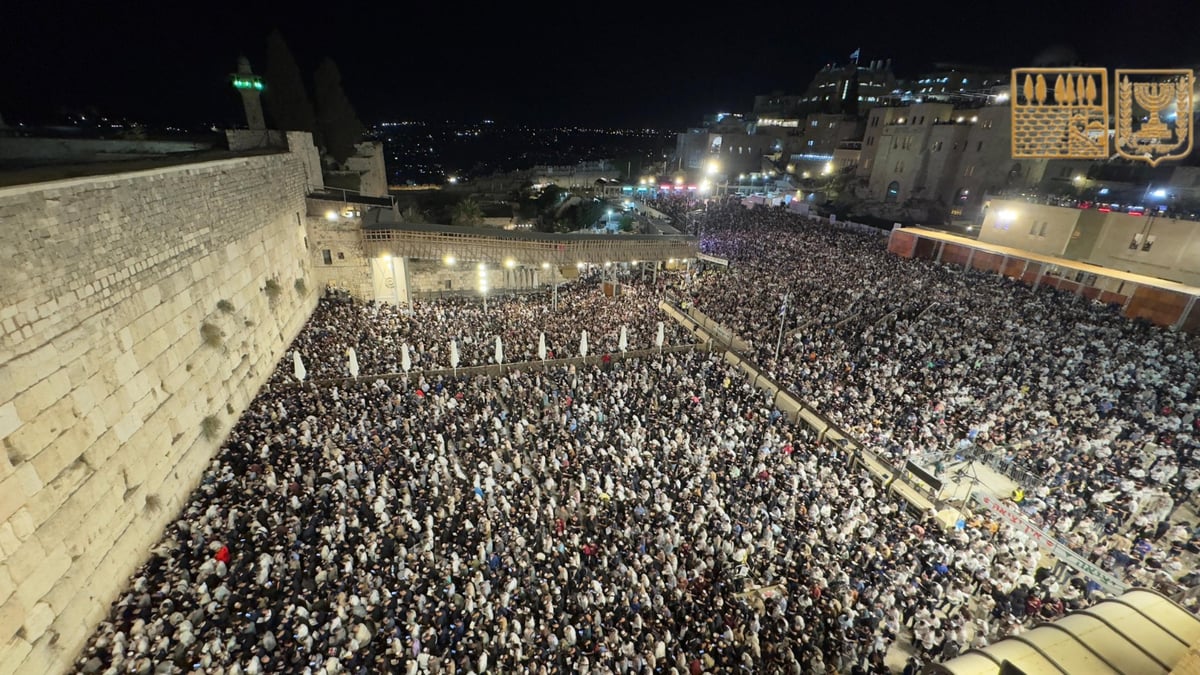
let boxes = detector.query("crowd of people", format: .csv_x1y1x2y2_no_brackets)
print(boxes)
679,200,1200,601
270,274,687,384
75,347,1102,674
72,198,1200,674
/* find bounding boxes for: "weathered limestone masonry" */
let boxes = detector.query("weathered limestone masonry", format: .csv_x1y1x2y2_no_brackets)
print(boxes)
0,151,318,674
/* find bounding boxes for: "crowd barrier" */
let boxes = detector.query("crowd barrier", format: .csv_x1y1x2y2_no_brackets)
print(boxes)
660,300,938,516
275,343,708,390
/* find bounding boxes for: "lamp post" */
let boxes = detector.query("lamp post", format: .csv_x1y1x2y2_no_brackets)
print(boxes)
478,263,489,311
774,291,791,364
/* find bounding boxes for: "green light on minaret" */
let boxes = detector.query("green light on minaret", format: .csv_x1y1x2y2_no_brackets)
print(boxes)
232,77,264,91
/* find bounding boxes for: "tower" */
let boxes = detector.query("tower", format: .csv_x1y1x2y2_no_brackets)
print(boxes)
231,56,266,130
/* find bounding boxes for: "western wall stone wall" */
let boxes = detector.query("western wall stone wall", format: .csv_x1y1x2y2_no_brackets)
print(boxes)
0,151,317,674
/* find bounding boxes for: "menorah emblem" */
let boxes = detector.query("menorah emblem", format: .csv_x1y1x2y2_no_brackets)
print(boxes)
1011,68,1109,159
1115,69,1193,166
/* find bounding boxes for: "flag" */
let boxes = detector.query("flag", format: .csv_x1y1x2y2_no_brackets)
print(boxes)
401,343,412,372
579,330,588,358
346,347,359,379
450,339,460,369
494,335,504,365
849,48,861,63
538,332,547,361
618,326,628,352
655,322,664,348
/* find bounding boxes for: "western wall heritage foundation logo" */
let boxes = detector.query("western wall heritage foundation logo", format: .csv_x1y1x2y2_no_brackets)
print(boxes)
1011,67,1109,159
1115,69,1194,167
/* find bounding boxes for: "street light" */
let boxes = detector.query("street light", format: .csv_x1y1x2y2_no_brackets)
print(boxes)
774,292,791,364
706,159,720,176
444,255,456,266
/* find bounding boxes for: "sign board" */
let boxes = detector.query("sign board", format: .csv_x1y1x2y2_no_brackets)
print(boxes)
696,252,729,267
976,493,1127,595
904,460,943,492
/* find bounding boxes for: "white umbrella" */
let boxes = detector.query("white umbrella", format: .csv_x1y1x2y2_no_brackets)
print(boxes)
293,352,307,383
450,339,460,370
346,348,359,379
656,321,665,349
618,325,628,352
538,332,547,362
401,343,412,373
579,330,588,358
494,335,504,364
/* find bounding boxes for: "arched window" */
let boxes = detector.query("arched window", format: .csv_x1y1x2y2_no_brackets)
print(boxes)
885,181,900,202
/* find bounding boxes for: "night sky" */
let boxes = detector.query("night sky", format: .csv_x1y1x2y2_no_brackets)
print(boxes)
4,0,1199,129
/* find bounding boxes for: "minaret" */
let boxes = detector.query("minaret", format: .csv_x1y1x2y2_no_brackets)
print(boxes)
231,56,265,130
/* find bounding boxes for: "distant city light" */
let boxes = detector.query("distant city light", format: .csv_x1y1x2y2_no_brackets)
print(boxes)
448,177,458,184
1152,189,1168,198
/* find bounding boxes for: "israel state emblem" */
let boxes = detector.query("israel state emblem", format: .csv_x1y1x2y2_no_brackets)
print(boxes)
1115,69,1194,166
1011,68,1109,159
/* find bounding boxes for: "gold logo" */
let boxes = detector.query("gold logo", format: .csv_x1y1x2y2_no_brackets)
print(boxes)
1115,69,1193,167
1011,68,1109,159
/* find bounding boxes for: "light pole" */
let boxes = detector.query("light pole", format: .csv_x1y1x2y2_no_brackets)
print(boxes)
478,263,489,311
774,292,790,364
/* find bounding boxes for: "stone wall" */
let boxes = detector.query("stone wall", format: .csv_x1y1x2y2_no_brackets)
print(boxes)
0,151,317,674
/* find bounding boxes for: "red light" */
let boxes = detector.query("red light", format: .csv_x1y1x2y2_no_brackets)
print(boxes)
1098,207,1111,213
1129,211,1143,216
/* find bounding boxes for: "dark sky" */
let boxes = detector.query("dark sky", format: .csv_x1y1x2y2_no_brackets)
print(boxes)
3,0,1199,129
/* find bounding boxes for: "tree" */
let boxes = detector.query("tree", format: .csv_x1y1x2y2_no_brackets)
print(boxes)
263,30,318,138
314,58,366,167
618,214,636,232
450,198,484,227
401,205,427,224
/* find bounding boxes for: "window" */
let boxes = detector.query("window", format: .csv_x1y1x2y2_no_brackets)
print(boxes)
964,165,976,177
894,161,905,173
976,141,984,152
982,120,993,129
1060,167,1071,178
932,141,943,152
811,119,819,127
1030,221,1039,236
885,181,900,202
1142,234,1156,251
808,140,815,147
867,136,874,146
322,249,332,265
902,136,912,150
829,121,837,128
864,158,872,170
337,252,345,260
1038,222,1049,237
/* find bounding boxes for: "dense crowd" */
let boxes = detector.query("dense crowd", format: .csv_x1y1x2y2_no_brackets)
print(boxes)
75,349,1105,675
71,199,1200,675
270,275,687,384
680,201,1200,600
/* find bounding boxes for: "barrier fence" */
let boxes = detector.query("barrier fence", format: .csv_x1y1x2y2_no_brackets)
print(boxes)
273,343,707,390
659,299,938,515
